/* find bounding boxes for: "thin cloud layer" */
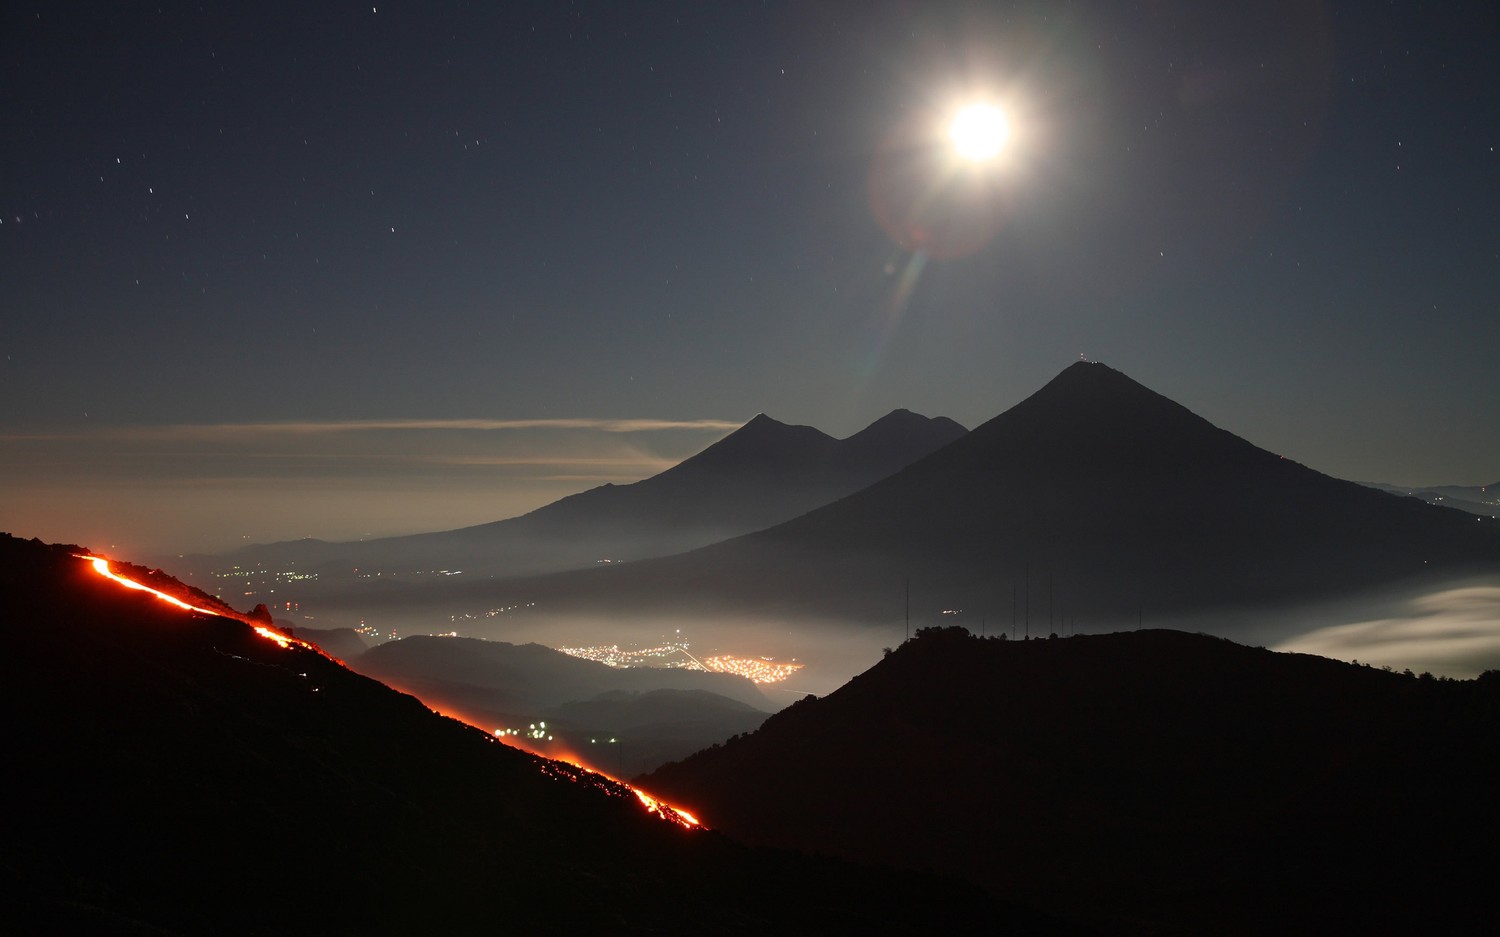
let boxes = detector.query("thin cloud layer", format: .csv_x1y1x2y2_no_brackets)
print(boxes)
0,417,741,443
0,417,740,554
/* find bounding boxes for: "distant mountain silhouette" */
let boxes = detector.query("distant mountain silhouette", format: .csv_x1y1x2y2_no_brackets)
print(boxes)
643,626,1500,934
282,622,367,660
352,636,771,774
459,407,966,569
1,534,1052,935
179,408,965,585
453,362,1498,624
1363,481,1500,517
543,688,770,776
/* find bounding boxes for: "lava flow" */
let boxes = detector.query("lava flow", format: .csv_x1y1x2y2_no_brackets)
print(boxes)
77,554,321,653
81,555,228,617
76,553,702,830
492,731,701,829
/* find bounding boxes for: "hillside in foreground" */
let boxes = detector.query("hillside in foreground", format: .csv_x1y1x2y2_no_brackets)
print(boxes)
0,534,1053,935
644,626,1500,935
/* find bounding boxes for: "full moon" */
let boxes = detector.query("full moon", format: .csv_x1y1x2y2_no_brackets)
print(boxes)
949,104,1010,160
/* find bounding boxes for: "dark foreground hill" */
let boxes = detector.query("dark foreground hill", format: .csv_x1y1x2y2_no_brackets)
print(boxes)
0,534,1059,936
352,635,772,773
186,408,965,585
643,626,1500,935
1364,481,1500,517
437,362,1499,627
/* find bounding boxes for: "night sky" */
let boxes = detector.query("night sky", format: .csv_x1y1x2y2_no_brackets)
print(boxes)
3,1,1497,555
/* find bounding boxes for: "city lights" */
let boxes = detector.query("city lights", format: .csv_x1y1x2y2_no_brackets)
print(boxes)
557,640,803,684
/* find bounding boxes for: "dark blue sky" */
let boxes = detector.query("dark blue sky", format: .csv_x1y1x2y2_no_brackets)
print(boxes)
3,1,1497,552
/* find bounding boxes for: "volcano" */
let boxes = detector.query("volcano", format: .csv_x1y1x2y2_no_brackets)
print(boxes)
0,534,1054,935
188,408,965,584
451,361,1498,625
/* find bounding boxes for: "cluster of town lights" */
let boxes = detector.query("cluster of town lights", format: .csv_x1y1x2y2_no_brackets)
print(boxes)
558,642,803,684
493,723,554,741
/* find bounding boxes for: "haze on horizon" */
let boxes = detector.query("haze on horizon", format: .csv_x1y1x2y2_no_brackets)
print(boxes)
0,416,746,555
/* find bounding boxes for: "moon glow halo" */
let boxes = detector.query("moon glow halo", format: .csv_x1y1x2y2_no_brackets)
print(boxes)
949,104,1010,161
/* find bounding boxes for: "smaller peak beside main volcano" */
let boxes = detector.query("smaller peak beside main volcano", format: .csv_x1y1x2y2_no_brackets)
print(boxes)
837,408,968,468
664,413,838,476
740,412,783,430
844,407,967,442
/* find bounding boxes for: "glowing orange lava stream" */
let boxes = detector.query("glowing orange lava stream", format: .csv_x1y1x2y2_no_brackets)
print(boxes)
79,555,316,651
76,553,701,830
82,555,227,616
489,731,700,829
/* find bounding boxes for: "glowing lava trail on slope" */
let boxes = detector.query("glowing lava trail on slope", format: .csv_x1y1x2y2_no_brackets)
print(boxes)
78,555,319,652
82,555,230,616
491,732,700,829
76,553,702,830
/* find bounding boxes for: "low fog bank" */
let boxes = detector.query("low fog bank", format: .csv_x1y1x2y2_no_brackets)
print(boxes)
1269,579,1500,677
1115,573,1500,678
868,572,1500,681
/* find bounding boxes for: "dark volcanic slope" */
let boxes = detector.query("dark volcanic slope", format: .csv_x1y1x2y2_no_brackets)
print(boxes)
354,633,770,712
0,535,1053,936
643,626,1500,935
483,362,1498,622
193,408,965,583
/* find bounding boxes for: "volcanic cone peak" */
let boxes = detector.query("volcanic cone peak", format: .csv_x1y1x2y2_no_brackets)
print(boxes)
664,413,836,471
562,360,1496,621
847,407,963,438
837,408,968,464
950,360,1255,471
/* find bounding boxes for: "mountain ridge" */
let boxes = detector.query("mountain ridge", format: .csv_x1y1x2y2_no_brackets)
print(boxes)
1,533,1045,935
642,625,1500,934
175,407,967,584
425,362,1498,628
